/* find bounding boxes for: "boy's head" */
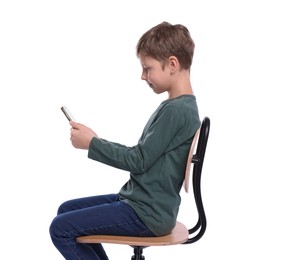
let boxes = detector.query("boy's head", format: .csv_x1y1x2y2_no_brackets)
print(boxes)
136,22,195,71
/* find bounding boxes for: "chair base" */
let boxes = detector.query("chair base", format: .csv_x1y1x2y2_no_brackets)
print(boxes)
131,246,146,260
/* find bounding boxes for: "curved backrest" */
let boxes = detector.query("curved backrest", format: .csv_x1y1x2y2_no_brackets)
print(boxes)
184,127,200,193
184,116,210,244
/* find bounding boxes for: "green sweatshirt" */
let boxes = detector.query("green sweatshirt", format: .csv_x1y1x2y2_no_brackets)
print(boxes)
88,95,200,236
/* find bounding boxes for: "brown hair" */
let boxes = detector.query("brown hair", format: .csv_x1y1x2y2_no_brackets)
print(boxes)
136,22,195,70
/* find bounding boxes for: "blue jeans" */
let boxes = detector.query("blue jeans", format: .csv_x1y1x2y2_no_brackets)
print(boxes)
49,194,155,260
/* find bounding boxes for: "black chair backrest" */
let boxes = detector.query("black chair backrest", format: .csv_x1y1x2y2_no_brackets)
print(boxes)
184,116,210,244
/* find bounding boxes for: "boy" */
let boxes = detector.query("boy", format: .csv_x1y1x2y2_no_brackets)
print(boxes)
50,21,200,260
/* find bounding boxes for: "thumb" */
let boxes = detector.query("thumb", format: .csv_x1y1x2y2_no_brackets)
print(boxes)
69,120,79,129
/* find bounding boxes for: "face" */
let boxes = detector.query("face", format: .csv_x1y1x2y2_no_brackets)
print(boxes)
139,55,171,94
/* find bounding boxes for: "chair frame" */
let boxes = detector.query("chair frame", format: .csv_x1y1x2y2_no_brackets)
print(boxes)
184,116,210,244
76,117,210,259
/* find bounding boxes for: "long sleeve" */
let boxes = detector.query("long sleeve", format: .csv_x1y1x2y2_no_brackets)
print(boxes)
88,105,184,173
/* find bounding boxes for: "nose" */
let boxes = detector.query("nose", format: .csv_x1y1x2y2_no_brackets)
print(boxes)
141,71,147,81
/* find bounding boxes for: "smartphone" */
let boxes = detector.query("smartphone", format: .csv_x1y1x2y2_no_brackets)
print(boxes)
61,106,76,122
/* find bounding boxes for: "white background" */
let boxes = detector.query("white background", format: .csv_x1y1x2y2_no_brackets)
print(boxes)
1,0,284,259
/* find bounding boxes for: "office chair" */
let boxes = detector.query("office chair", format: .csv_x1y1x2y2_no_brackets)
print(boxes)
77,117,210,259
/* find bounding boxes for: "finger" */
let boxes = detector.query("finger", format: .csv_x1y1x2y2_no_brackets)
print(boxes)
69,120,79,129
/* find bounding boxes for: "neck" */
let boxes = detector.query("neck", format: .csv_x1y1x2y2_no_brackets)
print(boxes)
168,82,193,99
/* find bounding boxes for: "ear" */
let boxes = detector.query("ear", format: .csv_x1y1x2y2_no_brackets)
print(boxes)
167,56,179,73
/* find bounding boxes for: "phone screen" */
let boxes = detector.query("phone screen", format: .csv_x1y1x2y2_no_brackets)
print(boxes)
61,106,76,121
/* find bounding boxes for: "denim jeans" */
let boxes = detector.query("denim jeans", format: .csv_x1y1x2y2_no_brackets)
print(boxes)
49,194,155,260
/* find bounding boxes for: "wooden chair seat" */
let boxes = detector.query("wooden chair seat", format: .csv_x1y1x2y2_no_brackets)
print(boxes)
77,221,188,247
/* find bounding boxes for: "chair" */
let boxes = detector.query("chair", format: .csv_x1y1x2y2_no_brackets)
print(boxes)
76,117,210,259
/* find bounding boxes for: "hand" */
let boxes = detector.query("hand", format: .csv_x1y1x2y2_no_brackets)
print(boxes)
69,121,98,149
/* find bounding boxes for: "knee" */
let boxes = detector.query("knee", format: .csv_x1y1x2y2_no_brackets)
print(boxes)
49,214,67,242
49,216,60,240
57,200,72,215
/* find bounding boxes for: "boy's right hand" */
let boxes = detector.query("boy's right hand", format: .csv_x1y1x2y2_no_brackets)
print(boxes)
69,121,98,150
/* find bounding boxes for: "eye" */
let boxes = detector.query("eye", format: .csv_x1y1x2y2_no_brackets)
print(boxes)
143,66,150,73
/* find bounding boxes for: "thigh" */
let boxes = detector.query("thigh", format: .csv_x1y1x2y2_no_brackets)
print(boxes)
53,200,155,238
57,193,119,215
